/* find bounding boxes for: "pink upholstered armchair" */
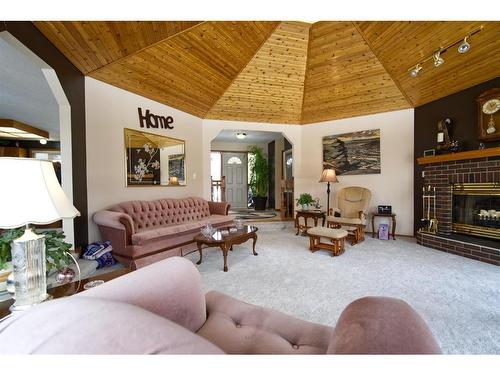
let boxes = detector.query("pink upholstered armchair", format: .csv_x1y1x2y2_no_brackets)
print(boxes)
0,257,441,355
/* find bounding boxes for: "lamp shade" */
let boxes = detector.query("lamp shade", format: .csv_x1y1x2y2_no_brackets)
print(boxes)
319,168,339,183
0,158,80,228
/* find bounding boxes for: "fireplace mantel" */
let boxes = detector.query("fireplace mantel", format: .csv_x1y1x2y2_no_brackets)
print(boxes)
417,147,500,165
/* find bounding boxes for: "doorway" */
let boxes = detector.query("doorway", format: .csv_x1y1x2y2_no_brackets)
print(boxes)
222,152,248,209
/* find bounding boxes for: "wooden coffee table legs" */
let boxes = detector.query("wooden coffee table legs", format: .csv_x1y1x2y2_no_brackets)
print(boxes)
196,234,258,272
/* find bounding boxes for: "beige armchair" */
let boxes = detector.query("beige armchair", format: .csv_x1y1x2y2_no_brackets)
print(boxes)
327,186,372,245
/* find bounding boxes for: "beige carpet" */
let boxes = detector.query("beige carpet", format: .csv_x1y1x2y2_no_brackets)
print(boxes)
185,224,500,354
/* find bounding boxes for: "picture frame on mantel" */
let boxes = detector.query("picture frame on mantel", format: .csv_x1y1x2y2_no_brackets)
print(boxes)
477,88,500,142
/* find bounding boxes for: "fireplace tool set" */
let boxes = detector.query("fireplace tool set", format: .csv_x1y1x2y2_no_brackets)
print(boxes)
421,185,438,233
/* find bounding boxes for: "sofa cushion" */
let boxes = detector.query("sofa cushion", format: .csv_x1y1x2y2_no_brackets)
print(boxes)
111,197,211,232
130,215,234,247
201,214,235,227
0,297,223,354
197,291,334,354
132,222,204,246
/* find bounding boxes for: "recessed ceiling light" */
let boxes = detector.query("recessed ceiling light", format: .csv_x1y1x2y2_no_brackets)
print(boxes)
409,64,422,78
236,133,247,140
433,51,444,67
39,139,48,145
458,37,470,54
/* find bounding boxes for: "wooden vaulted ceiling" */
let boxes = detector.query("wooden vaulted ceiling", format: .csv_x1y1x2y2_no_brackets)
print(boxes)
34,21,500,125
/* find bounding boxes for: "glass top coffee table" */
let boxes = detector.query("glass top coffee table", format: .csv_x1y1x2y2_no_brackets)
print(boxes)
193,225,258,272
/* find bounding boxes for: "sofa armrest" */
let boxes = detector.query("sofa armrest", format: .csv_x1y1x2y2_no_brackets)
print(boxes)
327,296,441,354
93,210,135,252
93,210,134,232
208,201,231,216
78,257,207,333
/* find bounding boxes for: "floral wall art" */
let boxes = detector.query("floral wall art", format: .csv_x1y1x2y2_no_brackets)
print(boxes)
124,128,186,186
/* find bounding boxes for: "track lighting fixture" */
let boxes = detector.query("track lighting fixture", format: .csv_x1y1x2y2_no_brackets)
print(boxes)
407,25,482,78
409,64,422,78
457,37,470,54
433,50,444,67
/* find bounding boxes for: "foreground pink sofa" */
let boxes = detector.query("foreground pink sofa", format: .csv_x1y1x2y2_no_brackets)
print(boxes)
0,257,441,354
93,197,232,269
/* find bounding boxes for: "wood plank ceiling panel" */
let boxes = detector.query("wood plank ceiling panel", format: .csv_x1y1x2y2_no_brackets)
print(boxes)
34,21,202,74
301,22,410,124
206,22,310,124
89,21,279,118
355,21,500,107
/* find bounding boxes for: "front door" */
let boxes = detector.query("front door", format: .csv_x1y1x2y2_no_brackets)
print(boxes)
222,152,247,208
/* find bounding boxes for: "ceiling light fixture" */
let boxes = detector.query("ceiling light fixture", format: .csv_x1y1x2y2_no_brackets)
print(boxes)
433,50,445,67
407,25,483,78
236,132,247,140
457,37,470,54
39,138,48,145
0,119,49,140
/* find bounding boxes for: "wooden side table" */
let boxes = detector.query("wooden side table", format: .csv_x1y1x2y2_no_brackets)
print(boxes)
0,268,131,320
371,212,397,240
295,210,326,235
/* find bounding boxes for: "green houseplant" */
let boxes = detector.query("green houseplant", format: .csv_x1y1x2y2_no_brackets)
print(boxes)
248,145,270,211
0,228,72,274
296,193,314,210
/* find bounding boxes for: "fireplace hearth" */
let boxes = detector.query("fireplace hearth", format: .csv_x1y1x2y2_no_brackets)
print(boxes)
417,148,500,266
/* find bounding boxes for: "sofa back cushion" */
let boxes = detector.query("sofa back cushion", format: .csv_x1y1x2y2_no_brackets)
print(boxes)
110,197,211,231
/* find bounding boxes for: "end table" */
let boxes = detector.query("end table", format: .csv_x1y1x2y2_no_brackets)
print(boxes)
371,212,397,240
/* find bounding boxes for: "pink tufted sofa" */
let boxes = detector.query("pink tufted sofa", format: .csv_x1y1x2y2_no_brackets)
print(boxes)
0,257,441,354
93,197,233,269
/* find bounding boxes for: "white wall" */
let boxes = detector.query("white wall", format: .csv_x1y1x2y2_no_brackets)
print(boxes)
85,78,204,242
211,141,268,154
201,120,303,207
86,79,414,240
299,109,414,235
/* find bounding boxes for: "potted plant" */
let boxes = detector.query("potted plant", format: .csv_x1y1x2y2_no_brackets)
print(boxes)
0,228,73,275
0,227,23,290
296,193,314,210
248,145,270,211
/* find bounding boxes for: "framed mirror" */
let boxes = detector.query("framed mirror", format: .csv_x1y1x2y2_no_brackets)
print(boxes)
124,128,186,186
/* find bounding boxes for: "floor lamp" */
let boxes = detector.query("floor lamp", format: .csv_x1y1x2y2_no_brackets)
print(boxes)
0,158,80,311
319,168,339,215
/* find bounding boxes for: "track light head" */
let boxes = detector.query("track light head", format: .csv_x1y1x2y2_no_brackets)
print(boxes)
433,51,444,67
409,64,422,78
458,37,471,54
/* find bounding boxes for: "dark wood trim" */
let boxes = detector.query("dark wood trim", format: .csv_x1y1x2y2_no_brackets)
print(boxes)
1,22,88,247
417,147,500,165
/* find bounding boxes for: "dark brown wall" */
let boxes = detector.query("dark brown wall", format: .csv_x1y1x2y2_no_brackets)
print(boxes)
413,77,500,234
1,22,88,247
268,140,275,208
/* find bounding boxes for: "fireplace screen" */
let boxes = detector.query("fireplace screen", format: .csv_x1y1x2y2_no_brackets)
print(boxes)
452,183,500,240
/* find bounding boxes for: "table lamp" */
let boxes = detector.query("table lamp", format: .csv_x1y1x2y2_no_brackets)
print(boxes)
0,158,80,311
319,168,339,215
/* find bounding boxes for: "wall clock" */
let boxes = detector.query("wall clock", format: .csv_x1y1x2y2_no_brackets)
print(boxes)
477,88,500,142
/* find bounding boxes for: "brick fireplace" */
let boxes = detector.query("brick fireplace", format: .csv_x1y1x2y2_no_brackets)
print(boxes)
416,148,500,266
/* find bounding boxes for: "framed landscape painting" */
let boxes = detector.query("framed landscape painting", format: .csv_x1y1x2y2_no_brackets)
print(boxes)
323,129,381,175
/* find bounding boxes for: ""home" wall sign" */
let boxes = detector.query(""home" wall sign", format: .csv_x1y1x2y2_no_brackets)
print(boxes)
138,107,174,130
